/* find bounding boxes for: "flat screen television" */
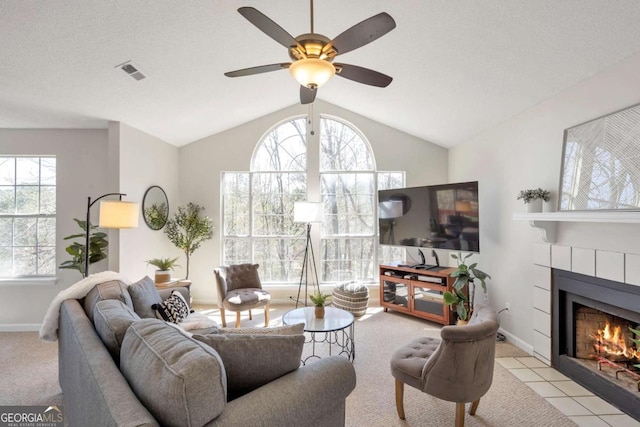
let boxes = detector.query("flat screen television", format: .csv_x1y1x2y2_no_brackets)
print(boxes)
378,181,479,253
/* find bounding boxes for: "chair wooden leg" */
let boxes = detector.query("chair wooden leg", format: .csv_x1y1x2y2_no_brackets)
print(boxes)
455,402,465,427
220,308,227,327
249,310,252,320
469,399,480,416
235,312,241,328
264,306,270,327
395,379,406,420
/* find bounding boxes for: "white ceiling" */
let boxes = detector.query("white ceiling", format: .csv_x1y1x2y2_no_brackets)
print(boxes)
2,1,640,148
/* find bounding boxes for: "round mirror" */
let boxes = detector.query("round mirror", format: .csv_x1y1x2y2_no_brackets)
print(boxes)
142,186,169,230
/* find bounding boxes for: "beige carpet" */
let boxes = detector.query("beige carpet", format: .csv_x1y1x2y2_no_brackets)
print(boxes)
0,305,575,426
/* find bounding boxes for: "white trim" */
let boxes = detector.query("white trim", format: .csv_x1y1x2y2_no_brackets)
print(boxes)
498,327,534,355
0,277,57,286
0,323,41,332
513,211,640,222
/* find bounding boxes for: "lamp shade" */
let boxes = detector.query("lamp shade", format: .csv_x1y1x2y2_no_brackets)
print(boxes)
289,58,335,88
455,201,472,212
379,200,403,219
294,202,323,223
99,200,139,228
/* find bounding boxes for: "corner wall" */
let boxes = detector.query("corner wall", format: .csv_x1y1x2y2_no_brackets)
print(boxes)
448,52,640,351
0,129,109,329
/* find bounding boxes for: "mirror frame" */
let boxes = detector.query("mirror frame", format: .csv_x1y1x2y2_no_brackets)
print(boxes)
142,185,169,230
559,102,640,211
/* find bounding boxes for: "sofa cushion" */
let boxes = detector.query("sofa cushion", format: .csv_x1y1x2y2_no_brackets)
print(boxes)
83,280,133,323
93,299,140,362
218,322,304,335
193,333,303,397
128,276,163,319
120,319,226,427
152,290,190,323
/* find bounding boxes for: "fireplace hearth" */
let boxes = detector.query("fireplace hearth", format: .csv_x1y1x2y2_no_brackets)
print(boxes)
552,269,640,420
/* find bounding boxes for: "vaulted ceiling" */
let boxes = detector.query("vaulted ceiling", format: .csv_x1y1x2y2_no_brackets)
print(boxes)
2,1,640,148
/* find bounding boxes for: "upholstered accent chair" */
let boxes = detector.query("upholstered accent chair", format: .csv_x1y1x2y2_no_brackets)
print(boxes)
390,305,499,427
214,264,271,328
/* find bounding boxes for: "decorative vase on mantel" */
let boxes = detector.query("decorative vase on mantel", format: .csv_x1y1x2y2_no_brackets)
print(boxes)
315,306,325,319
526,199,543,213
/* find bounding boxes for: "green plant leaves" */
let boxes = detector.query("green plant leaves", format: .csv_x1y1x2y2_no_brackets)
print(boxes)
58,218,109,276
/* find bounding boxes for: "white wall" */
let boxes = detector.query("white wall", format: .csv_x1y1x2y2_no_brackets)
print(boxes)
117,123,181,281
448,52,640,350
0,129,109,329
179,99,449,304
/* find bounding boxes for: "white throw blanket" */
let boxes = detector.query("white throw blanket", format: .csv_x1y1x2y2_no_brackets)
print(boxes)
39,271,131,342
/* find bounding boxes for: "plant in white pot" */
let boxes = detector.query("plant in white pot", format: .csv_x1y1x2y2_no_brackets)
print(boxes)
147,257,180,284
517,188,550,213
443,252,490,324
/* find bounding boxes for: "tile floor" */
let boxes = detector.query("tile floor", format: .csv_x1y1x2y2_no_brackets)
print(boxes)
497,357,640,427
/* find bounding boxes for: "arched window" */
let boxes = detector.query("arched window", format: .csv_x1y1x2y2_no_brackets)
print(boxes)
222,115,404,284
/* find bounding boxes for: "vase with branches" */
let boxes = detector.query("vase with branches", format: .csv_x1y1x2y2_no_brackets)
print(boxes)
164,203,214,279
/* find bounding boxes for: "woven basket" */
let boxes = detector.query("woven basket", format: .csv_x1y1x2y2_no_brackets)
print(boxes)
332,281,369,317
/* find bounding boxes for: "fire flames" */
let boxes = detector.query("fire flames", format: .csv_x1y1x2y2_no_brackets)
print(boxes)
593,322,640,361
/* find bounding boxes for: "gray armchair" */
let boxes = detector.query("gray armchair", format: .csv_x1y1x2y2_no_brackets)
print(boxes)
214,264,271,327
390,305,499,426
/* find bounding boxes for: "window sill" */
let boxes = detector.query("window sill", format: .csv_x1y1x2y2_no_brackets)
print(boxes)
0,277,58,286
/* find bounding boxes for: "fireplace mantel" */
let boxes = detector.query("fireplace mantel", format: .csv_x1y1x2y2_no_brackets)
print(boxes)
513,211,640,243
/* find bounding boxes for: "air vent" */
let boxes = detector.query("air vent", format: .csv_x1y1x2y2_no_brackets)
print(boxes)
116,61,146,81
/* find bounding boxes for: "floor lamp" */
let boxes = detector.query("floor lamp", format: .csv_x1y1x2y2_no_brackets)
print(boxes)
293,202,322,308
379,200,403,245
84,193,139,278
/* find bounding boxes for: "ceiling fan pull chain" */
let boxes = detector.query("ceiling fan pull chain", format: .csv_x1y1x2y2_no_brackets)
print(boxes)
309,103,315,136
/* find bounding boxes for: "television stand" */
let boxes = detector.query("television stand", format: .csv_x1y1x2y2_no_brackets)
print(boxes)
380,263,456,325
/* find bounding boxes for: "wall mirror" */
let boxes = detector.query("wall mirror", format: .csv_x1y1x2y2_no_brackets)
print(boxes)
142,185,169,230
559,103,640,211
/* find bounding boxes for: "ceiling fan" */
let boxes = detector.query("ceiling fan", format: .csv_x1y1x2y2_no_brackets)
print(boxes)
224,0,396,104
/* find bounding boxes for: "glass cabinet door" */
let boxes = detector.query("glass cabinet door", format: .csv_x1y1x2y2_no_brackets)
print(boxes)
382,279,410,311
412,285,445,317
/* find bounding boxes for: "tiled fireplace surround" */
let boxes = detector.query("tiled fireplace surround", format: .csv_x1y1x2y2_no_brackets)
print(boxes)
531,243,640,364
531,243,640,422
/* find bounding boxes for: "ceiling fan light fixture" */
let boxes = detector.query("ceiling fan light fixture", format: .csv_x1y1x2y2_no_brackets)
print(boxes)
289,58,335,88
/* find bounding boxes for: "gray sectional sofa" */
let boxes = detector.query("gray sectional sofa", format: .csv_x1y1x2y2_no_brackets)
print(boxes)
58,277,356,426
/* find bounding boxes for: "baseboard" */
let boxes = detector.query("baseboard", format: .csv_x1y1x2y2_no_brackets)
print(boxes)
498,327,534,355
0,324,41,332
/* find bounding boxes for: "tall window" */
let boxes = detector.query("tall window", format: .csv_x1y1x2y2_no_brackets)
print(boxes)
0,156,56,277
222,116,404,284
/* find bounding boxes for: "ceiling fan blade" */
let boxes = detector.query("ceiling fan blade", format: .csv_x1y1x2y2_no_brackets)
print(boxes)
324,12,396,56
224,63,291,78
300,86,317,104
334,63,392,87
238,7,303,51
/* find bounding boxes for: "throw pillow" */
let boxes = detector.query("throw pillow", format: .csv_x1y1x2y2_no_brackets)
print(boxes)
93,299,140,363
152,290,190,324
128,276,163,319
193,333,304,397
120,319,226,426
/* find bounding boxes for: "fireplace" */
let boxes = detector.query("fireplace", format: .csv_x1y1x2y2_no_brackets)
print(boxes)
552,269,640,420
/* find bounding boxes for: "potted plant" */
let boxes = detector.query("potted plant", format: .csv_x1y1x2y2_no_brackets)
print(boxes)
517,188,550,213
147,257,180,284
443,252,490,324
164,203,214,279
309,292,331,319
59,219,108,277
